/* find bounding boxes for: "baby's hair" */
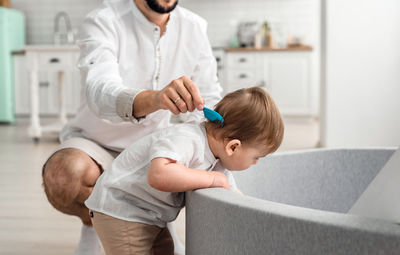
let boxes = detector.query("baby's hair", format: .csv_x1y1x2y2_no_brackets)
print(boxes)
205,87,284,153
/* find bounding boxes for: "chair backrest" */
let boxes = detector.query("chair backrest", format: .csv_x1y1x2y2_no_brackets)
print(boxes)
233,148,395,213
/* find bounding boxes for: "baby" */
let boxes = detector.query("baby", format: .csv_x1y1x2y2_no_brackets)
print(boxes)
85,87,284,255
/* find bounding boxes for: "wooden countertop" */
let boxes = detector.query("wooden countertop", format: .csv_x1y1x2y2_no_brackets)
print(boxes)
12,44,312,55
12,44,80,55
225,45,313,52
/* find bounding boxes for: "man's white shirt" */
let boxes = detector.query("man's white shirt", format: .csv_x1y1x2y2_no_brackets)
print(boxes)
61,0,222,151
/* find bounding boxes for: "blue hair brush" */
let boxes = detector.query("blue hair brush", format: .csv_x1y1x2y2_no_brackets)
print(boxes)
203,107,224,127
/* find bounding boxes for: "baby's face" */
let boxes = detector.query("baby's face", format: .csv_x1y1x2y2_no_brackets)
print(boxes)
220,145,268,171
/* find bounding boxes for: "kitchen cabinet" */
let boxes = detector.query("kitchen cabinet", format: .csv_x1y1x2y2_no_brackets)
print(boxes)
224,48,313,116
0,7,24,122
13,46,80,141
13,51,81,116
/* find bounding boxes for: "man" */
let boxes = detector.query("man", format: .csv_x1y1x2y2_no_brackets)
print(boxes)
42,0,222,254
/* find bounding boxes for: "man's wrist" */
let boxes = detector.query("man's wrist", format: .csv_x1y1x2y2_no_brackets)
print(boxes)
132,90,160,118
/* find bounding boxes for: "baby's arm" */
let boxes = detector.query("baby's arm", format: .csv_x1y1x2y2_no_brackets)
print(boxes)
148,157,230,192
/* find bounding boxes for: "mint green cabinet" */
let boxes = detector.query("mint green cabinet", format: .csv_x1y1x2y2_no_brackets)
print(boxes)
0,7,25,122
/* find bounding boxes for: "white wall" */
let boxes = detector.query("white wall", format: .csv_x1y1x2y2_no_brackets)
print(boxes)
11,0,318,48
181,0,319,48
11,0,101,45
321,0,400,147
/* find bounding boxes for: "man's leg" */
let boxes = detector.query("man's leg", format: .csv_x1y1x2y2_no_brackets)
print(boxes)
42,148,103,254
42,138,116,255
42,148,101,223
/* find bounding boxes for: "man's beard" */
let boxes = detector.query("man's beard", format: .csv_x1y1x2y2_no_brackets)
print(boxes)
145,0,178,14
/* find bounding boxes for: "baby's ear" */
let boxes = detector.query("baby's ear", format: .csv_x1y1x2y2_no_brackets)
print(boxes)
225,139,241,156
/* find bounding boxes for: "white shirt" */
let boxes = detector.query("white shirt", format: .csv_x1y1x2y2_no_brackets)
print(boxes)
60,0,222,151
85,123,237,227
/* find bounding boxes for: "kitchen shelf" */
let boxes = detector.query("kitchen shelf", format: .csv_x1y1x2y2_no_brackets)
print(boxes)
225,45,313,52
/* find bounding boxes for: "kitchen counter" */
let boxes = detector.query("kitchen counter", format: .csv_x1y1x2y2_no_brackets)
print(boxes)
225,45,312,52
12,44,79,55
23,44,79,51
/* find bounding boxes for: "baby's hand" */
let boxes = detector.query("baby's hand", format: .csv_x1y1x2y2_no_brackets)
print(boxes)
209,171,230,190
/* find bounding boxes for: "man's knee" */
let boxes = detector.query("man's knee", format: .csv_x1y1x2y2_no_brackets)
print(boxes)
42,148,101,219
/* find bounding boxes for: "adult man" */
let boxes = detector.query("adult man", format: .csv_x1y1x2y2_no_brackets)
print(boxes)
42,0,221,254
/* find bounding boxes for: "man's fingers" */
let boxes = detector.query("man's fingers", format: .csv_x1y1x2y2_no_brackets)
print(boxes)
160,93,180,115
165,99,181,115
166,85,188,113
174,98,188,113
175,82,194,112
181,76,204,110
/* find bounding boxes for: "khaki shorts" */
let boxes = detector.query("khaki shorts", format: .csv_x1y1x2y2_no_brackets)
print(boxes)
53,137,119,171
91,211,174,255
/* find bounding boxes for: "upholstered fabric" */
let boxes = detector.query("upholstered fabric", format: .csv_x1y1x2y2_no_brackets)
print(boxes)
186,148,400,255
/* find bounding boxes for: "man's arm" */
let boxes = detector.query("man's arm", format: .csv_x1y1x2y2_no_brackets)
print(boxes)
78,14,205,122
148,157,230,192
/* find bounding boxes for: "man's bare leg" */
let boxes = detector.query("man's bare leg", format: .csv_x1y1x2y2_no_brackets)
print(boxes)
42,148,102,255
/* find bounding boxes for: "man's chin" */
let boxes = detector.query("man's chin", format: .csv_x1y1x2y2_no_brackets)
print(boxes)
145,0,178,14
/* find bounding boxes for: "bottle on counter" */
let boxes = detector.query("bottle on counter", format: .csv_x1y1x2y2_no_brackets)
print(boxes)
254,28,263,49
254,22,270,49
265,22,274,48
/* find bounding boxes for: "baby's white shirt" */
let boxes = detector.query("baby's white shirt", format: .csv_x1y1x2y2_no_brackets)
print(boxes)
85,123,237,227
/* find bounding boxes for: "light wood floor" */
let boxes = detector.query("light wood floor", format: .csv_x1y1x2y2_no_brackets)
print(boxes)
0,117,319,254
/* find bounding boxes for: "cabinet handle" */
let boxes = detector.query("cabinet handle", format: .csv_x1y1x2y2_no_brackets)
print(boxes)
49,58,60,63
239,74,248,79
39,81,49,87
238,57,247,63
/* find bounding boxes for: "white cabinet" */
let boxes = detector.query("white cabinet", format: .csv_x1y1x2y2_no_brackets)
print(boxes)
13,51,81,116
266,53,311,115
14,45,80,141
225,52,265,92
225,50,313,116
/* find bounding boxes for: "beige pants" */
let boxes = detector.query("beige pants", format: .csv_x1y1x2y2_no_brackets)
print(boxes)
91,211,174,255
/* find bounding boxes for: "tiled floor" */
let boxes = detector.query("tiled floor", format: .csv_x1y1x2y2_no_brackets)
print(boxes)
0,117,319,254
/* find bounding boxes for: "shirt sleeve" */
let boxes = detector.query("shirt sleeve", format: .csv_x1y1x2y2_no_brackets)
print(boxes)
149,132,202,167
77,13,144,124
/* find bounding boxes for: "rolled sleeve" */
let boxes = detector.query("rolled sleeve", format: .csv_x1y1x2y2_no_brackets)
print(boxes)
116,88,146,123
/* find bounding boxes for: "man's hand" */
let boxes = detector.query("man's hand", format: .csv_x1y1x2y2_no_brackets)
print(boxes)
155,76,205,115
209,171,230,190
